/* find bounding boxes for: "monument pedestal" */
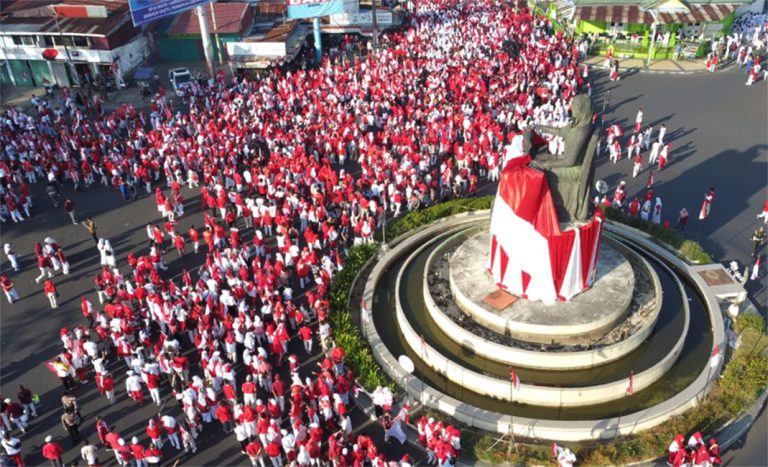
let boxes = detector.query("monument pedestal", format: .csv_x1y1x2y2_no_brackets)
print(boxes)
451,231,635,346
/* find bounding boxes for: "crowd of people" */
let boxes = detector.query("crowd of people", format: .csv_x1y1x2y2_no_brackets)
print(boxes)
0,0,600,465
667,431,721,467
706,11,767,84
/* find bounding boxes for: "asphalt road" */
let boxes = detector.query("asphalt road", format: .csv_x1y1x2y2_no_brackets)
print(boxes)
0,65,765,467
590,65,768,467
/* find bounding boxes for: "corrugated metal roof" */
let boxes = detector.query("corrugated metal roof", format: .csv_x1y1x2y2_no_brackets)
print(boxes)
574,2,738,23
167,2,252,36
0,0,130,36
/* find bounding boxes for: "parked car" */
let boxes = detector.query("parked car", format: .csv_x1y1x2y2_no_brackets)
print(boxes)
168,67,193,96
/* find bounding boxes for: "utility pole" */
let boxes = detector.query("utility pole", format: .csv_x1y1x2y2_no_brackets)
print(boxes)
209,2,224,65
647,9,659,66
196,4,216,77
50,6,80,87
371,0,379,55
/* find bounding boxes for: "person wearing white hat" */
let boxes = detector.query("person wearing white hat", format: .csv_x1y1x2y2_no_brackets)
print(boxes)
42,435,65,466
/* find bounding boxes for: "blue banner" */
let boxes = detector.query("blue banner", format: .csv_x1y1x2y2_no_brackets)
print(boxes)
128,0,210,27
287,0,344,20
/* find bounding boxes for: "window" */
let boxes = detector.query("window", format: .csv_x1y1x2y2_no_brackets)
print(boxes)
52,35,75,47
73,36,89,48
40,35,54,47
11,35,36,46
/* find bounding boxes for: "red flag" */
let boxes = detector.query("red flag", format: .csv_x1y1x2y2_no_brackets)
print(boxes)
699,198,709,220
420,334,428,359
627,371,635,396
751,256,761,281
509,368,520,391
710,345,721,368
551,442,560,458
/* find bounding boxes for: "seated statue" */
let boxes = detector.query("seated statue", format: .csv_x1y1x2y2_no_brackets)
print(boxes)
526,95,598,223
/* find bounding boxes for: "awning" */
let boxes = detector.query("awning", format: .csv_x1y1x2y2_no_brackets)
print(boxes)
574,3,738,25
658,3,738,23
574,5,654,24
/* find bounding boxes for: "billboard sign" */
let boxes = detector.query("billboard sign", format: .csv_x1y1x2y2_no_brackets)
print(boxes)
128,0,210,27
287,0,344,19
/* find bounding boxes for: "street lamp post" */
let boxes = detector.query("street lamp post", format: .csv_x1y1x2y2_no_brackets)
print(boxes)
647,9,659,66
50,6,80,87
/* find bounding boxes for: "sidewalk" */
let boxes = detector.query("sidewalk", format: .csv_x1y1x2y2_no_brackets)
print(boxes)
583,55,712,74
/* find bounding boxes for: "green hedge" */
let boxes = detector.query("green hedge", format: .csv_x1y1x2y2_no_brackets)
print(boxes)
327,243,392,390
386,196,494,240
604,207,713,264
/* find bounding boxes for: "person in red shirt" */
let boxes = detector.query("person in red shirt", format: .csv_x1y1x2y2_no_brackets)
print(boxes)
43,279,58,309
215,400,233,433
174,234,186,256
144,442,162,465
245,439,265,467
265,439,281,467
129,437,145,466
41,435,65,467
146,418,163,449
188,225,200,254
298,325,313,354
1,275,19,304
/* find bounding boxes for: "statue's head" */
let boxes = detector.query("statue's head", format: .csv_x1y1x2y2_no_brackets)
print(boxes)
570,95,593,127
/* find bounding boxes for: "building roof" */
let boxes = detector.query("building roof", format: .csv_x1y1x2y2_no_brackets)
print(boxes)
574,2,741,24
166,2,253,36
0,0,130,36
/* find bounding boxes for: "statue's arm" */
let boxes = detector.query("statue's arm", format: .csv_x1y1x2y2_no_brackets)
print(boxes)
534,124,568,138
537,154,578,168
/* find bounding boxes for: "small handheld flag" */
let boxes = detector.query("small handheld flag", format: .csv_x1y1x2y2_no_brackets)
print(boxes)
751,256,761,281
627,371,635,396
509,368,520,391
710,345,721,369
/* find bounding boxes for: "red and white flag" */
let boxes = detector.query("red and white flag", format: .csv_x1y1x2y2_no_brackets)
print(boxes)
420,334,428,359
627,371,635,396
509,368,520,391
361,298,369,322
710,345,721,368
751,256,761,281
551,442,562,458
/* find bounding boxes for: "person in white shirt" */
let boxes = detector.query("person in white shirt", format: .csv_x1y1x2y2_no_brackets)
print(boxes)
80,439,99,466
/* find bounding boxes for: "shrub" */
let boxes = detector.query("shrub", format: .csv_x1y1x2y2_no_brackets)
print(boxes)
734,313,766,334
386,196,494,240
604,207,712,264
327,243,391,390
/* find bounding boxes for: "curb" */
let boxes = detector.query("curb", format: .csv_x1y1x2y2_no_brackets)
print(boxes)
587,59,735,76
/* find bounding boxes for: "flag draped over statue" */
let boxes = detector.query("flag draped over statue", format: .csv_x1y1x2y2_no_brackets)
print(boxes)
488,136,604,304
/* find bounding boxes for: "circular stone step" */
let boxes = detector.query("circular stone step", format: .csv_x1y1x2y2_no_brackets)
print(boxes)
424,230,662,370
450,231,634,345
